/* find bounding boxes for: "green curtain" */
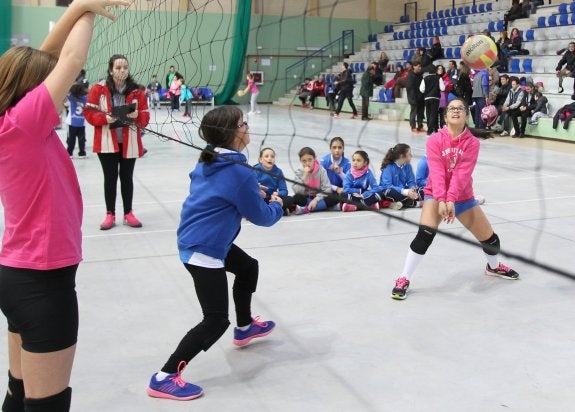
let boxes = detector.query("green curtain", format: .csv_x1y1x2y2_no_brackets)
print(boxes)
214,0,251,105
0,1,11,54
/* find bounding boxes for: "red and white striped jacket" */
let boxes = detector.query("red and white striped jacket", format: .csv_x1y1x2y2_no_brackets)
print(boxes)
84,80,150,158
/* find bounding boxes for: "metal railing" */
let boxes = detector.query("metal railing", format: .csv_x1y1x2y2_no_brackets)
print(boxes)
284,30,354,93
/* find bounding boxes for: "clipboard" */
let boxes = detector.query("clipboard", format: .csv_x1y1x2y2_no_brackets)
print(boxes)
109,103,137,129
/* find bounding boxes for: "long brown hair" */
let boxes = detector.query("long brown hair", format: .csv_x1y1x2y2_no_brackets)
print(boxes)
381,143,410,170
0,47,58,116
198,105,243,163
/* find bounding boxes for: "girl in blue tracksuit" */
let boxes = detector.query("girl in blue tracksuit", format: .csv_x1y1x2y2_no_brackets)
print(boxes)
415,154,429,188
378,143,424,210
254,147,293,214
341,150,380,212
320,136,351,195
148,106,284,401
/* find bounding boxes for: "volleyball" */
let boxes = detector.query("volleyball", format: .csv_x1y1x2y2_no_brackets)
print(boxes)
461,35,498,70
237,90,246,97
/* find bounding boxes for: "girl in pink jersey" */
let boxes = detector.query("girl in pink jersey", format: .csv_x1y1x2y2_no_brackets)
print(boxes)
391,98,519,300
0,1,128,410
239,73,260,115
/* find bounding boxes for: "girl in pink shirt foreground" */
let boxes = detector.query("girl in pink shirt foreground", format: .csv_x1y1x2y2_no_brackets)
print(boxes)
391,98,519,300
0,0,128,410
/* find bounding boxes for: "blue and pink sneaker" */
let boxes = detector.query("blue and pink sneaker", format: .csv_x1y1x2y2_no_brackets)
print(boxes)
147,361,203,401
233,317,276,347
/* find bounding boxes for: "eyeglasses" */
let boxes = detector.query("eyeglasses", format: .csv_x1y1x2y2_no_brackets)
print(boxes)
237,121,248,129
446,106,467,113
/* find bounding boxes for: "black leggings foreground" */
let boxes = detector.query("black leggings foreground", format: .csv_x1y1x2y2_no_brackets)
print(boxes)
161,244,258,374
97,144,136,216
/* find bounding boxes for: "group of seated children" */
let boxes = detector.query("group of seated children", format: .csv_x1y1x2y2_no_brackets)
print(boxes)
254,137,429,216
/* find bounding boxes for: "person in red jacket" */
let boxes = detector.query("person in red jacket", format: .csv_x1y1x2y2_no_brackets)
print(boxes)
308,75,326,109
85,54,150,230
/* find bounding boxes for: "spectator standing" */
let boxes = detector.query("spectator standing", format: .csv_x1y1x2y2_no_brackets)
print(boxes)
334,62,358,119
555,42,575,94
471,68,489,129
360,63,377,120
406,62,424,132
420,64,445,135
147,74,162,110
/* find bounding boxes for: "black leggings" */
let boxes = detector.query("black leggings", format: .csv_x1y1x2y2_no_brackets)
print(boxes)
97,145,136,215
161,244,258,374
336,89,358,115
291,193,341,208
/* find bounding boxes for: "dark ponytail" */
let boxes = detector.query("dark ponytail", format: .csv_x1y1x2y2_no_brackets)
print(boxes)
381,143,410,170
198,105,243,163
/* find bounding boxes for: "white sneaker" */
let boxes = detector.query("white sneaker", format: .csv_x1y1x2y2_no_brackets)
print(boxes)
511,129,517,137
247,111,255,115
255,110,261,114
500,131,509,136
475,195,486,205
389,201,403,210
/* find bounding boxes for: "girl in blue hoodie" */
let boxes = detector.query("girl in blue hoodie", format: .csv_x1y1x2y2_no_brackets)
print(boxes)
378,143,424,210
254,147,293,215
341,150,381,212
147,106,284,401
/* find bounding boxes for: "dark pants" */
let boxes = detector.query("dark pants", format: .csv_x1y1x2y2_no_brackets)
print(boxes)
361,95,370,119
161,244,257,373
309,91,323,107
383,188,424,207
509,108,528,135
170,93,180,110
336,89,357,115
97,145,137,215
473,97,487,129
409,101,425,129
291,193,340,208
326,93,336,112
439,107,446,128
393,78,406,98
425,99,440,134
553,110,575,129
184,99,190,116
66,126,86,156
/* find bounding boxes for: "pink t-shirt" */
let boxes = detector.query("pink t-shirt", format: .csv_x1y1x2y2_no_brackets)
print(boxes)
248,79,259,94
0,83,83,270
424,127,479,203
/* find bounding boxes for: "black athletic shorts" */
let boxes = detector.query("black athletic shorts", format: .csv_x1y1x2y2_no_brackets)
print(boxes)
0,264,79,353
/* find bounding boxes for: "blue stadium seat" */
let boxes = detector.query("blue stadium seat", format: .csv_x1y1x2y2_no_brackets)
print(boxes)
416,29,422,38
441,27,448,36
427,12,432,19
488,21,496,32
464,6,471,14
560,13,570,25
453,17,460,25
398,31,404,40
360,63,366,72
435,27,442,36
445,47,453,59
457,7,464,16
393,32,399,40
414,38,421,48
439,10,444,18
537,16,546,28
440,18,446,28
433,20,440,29
571,13,575,24
558,3,568,14
410,22,416,31
486,3,492,12
375,42,381,50
522,58,533,73
571,3,575,13
478,4,485,13
432,10,438,19
445,8,451,17
461,16,467,24
471,4,478,13
510,59,521,73
548,15,558,27
459,35,466,45
454,47,461,59
409,39,415,48
496,20,504,31
525,29,534,41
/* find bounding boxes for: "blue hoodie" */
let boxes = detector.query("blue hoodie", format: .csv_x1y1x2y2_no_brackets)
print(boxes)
253,163,288,198
178,150,283,262
320,154,351,189
415,155,429,188
379,162,417,193
343,169,380,197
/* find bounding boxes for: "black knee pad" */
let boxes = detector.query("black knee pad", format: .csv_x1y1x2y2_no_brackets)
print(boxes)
2,371,24,412
481,233,500,256
233,258,259,293
200,317,230,351
24,387,71,412
410,225,437,255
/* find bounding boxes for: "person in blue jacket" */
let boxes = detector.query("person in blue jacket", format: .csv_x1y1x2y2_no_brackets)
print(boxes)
147,106,284,401
341,150,381,212
319,136,351,195
378,143,423,210
254,147,293,214
415,154,429,188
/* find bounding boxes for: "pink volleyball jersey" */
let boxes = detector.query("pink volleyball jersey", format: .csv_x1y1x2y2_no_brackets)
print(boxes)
0,83,83,270
248,79,259,94
424,127,479,203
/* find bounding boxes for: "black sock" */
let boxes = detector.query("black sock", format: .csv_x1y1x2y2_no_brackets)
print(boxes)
24,388,71,412
2,371,25,412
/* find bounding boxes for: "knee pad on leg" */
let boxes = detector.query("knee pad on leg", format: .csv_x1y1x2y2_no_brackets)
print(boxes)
410,225,437,255
200,317,231,351
2,371,24,412
481,233,500,255
24,387,71,412
233,258,259,293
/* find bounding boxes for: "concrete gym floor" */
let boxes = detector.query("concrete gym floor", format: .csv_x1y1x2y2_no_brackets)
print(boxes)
1,105,574,411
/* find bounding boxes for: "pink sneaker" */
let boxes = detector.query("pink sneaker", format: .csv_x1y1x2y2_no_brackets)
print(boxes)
123,211,143,228
370,202,380,210
100,213,115,230
147,361,203,401
341,203,358,212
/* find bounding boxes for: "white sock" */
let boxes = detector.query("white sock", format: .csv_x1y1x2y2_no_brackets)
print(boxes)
155,371,170,381
401,248,425,280
237,324,251,331
485,253,499,270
